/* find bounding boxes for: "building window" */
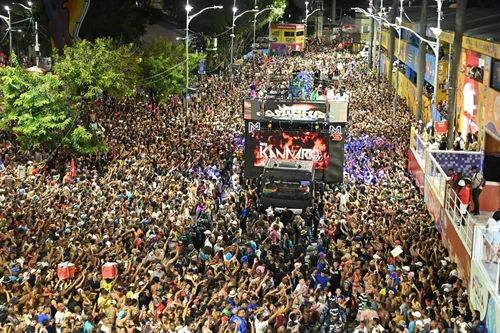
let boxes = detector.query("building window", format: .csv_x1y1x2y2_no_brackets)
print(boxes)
362,26,369,33
284,31,295,37
296,31,304,37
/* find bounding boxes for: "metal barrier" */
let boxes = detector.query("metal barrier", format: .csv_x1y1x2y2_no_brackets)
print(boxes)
472,226,500,294
444,186,475,253
425,151,448,202
412,128,427,169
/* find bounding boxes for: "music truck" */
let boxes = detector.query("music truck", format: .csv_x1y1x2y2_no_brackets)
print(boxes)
260,159,315,214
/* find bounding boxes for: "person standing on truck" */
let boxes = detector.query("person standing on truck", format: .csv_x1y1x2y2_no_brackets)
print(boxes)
302,207,314,241
281,207,294,225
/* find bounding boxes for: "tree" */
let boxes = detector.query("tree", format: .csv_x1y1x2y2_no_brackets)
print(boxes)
0,55,72,150
52,38,140,154
447,0,467,148
141,38,202,99
53,38,140,101
415,0,428,121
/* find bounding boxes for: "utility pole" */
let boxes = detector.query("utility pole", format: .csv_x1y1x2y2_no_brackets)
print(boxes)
35,20,39,67
376,0,384,91
416,0,429,121
391,0,403,126
331,0,336,41
367,0,375,70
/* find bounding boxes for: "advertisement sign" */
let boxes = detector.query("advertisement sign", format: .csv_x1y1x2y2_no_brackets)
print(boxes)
262,101,328,121
459,50,483,125
244,122,345,182
398,40,407,63
406,44,418,72
469,261,500,333
425,53,436,84
434,121,448,134
408,149,425,194
249,130,329,169
425,178,442,221
483,87,500,140
342,25,355,32
381,30,388,50
198,59,207,75
269,43,303,55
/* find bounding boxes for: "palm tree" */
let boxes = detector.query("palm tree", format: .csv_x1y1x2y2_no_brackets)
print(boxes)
447,0,467,149
416,0,428,121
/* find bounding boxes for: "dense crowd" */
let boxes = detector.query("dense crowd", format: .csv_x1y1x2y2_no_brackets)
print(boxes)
0,48,487,333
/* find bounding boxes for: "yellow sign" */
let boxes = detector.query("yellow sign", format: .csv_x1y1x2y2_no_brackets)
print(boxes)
436,60,448,107
439,31,500,59
381,30,389,50
398,40,407,63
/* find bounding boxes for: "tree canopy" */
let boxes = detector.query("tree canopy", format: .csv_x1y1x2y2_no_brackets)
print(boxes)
141,38,202,99
53,38,141,101
0,56,72,150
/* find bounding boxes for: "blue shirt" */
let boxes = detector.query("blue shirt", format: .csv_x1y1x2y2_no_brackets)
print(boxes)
37,314,49,324
313,273,329,289
230,315,247,333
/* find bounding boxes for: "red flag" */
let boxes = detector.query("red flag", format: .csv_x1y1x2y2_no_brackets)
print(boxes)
69,159,77,178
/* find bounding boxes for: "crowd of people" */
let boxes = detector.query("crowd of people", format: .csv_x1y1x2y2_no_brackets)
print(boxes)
0,46,488,333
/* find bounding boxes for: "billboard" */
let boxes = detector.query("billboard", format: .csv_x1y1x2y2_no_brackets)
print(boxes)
244,122,345,182
243,100,329,121
243,100,347,123
44,0,91,52
249,130,329,169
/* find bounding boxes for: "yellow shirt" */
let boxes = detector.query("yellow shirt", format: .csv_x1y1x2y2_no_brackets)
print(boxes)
101,279,114,292
97,296,111,311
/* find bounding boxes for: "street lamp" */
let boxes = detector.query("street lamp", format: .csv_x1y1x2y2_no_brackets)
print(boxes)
304,1,320,40
231,3,258,67
252,5,274,54
353,0,443,123
11,2,37,65
0,6,12,59
185,2,223,93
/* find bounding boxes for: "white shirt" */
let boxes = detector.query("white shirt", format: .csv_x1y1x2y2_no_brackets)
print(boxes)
487,217,500,232
54,311,66,333
254,319,269,333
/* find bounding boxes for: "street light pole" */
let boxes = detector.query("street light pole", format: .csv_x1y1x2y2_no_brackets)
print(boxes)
231,0,236,68
304,6,321,43
12,2,33,60
253,7,273,53
391,0,403,126
185,3,223,92
430,0,443,122
231,6,258,67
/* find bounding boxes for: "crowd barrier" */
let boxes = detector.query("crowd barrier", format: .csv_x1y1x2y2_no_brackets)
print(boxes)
408,128,487,283
444,185,475,253
472,226,500,295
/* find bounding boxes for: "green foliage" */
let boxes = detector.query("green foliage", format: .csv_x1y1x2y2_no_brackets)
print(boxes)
269,0,287,22
65,126,108,155
53,38,141,100
0,55,72,150
141,38,202,99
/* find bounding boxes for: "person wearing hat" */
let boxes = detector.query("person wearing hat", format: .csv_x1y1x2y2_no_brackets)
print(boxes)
457,179,471,226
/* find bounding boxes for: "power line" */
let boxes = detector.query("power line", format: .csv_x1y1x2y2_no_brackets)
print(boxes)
142,59,187,83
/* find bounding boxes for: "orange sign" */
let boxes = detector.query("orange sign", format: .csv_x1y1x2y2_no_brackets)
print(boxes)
434,121,448,134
